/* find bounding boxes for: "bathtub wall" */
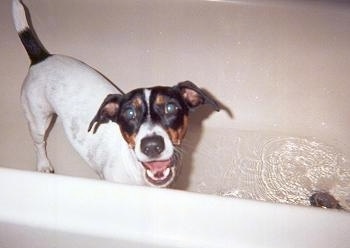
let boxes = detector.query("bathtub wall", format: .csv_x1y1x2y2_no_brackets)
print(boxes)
1,0,350,178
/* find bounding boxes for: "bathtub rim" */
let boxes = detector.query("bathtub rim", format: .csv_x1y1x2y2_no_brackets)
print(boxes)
0,167,349,248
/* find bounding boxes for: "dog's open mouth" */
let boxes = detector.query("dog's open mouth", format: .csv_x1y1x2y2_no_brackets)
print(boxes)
142,159,174,187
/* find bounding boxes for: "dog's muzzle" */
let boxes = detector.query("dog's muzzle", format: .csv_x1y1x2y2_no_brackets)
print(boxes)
140,135,176,187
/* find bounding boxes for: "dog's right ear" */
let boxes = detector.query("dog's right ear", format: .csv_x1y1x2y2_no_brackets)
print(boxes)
88,94,123,134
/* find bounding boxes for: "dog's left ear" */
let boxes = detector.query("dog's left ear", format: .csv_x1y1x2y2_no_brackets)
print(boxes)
176,81,220,111
88,94,123,134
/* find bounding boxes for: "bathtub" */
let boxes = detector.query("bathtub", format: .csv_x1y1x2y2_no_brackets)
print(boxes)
0,167,349,248
1,0,350,247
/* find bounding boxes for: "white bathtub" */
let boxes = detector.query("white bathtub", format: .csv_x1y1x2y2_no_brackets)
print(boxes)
0,167,349,248
1,0,350,247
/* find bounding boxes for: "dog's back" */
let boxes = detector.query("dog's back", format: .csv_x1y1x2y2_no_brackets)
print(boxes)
12,0,117,110
12,0,139,182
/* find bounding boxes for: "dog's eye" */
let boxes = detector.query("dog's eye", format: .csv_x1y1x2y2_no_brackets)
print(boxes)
165,102,178,114
124,107,136,120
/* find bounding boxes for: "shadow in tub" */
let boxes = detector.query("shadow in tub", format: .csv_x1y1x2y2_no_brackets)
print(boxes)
173,95,233,190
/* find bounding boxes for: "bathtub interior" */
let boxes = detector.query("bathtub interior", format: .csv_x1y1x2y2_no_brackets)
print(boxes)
0,0,350,245
3,0,350,209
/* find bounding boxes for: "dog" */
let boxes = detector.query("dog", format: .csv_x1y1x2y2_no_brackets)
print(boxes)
12,0,220,187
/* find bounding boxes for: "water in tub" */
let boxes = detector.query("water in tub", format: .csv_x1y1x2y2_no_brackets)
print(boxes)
174,127,350,211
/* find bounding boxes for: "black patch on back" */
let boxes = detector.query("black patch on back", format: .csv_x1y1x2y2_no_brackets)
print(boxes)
19,28,51,65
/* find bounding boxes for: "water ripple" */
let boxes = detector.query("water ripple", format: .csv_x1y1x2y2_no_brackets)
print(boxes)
220,136,350,210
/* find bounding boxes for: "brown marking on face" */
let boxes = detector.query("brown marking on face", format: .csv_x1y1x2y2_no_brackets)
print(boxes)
155,94,166,106
132,96,143,108
167,115,189,145
121,131,137,148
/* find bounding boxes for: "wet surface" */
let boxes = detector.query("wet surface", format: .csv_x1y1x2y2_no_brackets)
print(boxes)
175,128,350,210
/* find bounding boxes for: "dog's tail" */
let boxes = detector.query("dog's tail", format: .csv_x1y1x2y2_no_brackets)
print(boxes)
12,0,51,65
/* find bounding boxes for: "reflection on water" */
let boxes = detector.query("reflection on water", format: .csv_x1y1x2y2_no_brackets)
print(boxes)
180,129,350,210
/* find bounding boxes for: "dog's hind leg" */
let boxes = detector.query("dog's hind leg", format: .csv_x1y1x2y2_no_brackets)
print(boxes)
22,96,55,173
28,113,55,173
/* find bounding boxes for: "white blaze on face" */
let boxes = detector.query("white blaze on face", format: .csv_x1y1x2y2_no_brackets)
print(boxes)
144,89,151,118
134,90,174,163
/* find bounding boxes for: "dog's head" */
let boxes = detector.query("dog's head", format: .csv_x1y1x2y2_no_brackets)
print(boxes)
89,81,220,187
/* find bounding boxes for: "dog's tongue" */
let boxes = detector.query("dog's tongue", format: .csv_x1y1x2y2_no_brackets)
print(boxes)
143,160,171,173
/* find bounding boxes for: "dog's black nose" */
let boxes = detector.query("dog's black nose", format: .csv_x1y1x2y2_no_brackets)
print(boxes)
141,135,165,158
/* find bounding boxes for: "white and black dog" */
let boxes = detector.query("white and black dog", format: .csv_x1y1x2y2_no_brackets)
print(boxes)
12,0,220,187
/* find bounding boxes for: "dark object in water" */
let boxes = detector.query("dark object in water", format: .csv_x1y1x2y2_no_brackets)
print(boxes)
309,192,341,209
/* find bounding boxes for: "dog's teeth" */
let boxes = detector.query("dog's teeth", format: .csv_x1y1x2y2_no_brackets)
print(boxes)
163,168,170,177
146,167,171,181
146,169,155,179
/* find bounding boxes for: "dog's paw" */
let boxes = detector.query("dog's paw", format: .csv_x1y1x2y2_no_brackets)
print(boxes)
37,165,55,174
